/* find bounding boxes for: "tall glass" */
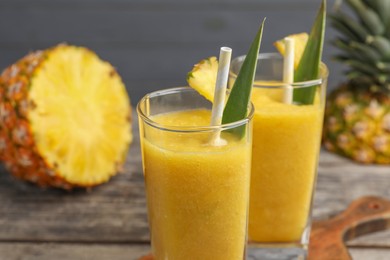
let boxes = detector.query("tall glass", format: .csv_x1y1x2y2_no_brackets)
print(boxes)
137,87,254,260
230,53,328,260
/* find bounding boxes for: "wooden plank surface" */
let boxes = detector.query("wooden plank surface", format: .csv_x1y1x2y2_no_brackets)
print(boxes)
1,243,390,260
349,248,390,260
0,242,150,260
0,125,149,242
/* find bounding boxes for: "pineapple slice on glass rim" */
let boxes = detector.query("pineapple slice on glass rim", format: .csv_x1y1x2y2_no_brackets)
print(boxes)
274,32,309,69
0,44,132,189
187,56,218,102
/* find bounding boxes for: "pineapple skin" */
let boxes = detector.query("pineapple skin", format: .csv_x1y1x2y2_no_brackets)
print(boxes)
0,45,132,189
323,83,390,164
327,0,390,164
0,50,71,188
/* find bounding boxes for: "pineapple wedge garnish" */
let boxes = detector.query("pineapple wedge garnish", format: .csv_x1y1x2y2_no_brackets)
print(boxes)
274,33,309,68
187,57,218,102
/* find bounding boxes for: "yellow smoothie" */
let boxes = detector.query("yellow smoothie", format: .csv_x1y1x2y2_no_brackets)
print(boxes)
248,88,323,242
141,109,252,260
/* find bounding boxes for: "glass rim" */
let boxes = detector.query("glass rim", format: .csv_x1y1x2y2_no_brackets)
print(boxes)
137,87,254,133
229,52,329,89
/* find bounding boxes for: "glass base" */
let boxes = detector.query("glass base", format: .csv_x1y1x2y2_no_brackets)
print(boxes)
247,243,307,260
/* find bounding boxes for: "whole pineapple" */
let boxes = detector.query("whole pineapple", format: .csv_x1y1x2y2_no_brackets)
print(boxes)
323,0,390,164
0,44,132,189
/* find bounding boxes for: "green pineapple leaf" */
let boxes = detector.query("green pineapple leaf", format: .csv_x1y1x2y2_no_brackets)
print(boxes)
346,0,385,35
362,0,390,24
222,18,265,137
293,0,326,105
329,12,369,42
368,36,390,60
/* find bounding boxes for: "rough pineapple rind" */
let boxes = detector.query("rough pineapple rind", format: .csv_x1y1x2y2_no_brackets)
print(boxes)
324,0,390,164
0,45,132,189
323,84,390,164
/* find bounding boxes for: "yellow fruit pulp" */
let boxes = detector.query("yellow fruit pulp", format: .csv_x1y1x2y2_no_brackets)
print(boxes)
248,88,323,242
28,46,131,186
187,54,323,242
187,57,218,102
142,109,251,260
274,33,309,68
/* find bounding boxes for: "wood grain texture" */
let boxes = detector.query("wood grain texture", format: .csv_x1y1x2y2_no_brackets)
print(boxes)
309,197,390,260
0,112,148,242
0,242,150,260
2,243,390,260
349,248,390,260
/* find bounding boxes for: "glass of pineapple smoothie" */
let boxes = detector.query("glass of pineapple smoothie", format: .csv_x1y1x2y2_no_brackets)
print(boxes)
230,53,328,259
137,87,254,260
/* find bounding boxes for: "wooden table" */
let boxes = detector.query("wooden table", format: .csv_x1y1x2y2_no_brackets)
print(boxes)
1,113,390,260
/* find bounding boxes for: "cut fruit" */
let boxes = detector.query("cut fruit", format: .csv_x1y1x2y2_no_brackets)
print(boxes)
0,44,132,189
187,57,218,102
274,33,309,68
188,58,264,106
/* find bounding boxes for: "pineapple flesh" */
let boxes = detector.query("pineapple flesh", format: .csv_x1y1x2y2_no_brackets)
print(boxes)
273,32,309,69
0,45,132,188
187,57,218,102
323,0,390,164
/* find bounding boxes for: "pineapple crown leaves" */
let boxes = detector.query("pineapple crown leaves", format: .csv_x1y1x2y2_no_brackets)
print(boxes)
331,0,390,92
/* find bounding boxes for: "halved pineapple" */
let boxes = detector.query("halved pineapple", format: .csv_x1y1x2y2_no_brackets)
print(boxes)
0,44,132,189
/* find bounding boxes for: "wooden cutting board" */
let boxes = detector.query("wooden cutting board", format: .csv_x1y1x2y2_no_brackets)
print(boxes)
308,196,390,260
139,196,390,260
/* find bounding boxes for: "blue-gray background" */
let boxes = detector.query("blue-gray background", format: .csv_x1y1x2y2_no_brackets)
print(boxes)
0,0,344,104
